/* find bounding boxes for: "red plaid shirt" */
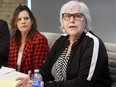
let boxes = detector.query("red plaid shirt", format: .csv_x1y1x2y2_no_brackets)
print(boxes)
8,32,49,74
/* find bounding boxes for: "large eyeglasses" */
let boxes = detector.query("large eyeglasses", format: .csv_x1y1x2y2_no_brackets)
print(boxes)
62,13,84,21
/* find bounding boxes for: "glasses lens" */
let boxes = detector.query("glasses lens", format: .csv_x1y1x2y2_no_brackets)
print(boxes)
62,13,71,21
74,13,83,20
62,13,83,21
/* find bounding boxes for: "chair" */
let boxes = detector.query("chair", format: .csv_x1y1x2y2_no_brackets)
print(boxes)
104,43,116,86
41,32,61,48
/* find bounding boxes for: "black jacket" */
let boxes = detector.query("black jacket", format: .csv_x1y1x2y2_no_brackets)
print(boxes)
0,19,10,68
40,31,112,87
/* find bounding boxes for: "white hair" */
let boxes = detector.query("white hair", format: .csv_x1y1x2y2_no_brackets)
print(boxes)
59,0,92,33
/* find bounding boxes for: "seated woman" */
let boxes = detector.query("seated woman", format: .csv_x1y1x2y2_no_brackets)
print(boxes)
15,0,112,87
8,5,49,74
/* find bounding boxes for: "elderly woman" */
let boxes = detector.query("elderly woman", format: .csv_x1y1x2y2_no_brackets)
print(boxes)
15,0,112,87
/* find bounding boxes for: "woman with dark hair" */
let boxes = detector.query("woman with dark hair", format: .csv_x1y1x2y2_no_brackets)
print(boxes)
15,1,112,87
8,5,49,74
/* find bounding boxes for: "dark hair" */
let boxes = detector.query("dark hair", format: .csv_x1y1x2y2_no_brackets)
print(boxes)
11,5,38,46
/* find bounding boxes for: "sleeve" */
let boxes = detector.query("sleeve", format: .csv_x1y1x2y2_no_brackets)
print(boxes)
0,20,10,67
33,35,49,69
8,40,17,68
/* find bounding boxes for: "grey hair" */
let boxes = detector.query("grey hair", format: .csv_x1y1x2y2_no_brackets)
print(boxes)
59,0,92,33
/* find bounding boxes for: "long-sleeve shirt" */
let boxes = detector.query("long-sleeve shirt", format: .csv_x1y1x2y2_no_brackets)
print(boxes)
8,32,49,74
39,31,112,87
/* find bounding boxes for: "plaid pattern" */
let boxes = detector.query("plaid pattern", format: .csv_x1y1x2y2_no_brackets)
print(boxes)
8,32,49,74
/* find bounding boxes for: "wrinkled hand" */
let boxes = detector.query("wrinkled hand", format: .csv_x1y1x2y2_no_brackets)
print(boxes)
15,71,32,87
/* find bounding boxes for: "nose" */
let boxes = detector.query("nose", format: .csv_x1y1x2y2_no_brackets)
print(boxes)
21,19,26,24
69,16,75,23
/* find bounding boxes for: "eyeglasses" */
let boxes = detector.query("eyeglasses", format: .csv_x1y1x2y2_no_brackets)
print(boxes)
62,13,84,21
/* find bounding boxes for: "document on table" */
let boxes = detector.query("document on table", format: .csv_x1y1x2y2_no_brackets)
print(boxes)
0,78,18,87
0,66,27,87
0,66,16,76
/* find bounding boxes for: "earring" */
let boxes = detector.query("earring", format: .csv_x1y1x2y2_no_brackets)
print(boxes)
84,29,87,33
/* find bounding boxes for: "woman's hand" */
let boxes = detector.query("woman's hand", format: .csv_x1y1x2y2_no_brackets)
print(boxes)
15,71,32,87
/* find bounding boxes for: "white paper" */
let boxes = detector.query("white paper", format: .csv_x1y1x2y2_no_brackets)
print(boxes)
0,66,16,76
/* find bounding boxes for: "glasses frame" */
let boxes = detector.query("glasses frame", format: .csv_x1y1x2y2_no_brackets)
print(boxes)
62,13,84,21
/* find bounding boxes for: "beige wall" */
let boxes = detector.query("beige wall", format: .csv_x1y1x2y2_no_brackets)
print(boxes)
0,0,25,29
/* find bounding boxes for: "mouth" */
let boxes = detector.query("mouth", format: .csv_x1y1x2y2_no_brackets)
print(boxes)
21,25,27,28
69,26,77,28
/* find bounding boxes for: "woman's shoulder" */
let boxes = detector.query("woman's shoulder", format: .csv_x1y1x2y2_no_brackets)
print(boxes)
0,19,8,29
32,32,48,45
34,32,47,40
0,19,6,24
84,31,105,47
51,35,68,46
